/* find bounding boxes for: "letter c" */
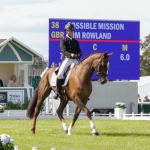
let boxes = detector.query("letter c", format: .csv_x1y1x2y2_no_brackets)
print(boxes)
93,44,97,50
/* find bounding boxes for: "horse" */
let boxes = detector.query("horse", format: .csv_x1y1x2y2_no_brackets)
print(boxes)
27,52,113,136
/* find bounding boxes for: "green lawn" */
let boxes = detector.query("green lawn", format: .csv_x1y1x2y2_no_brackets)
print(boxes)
0,119,150,150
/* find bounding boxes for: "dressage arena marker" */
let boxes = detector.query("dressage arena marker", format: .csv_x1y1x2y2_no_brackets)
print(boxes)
14,146,18,150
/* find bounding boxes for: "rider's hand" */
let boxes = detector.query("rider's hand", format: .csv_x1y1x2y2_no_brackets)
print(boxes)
71,54,78,59
71,54,75,58
74,54,78,58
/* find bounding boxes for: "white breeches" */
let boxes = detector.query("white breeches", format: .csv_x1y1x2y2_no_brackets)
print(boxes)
57,58,78,79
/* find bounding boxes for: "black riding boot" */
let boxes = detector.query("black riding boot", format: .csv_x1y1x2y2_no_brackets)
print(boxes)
53,78,62,99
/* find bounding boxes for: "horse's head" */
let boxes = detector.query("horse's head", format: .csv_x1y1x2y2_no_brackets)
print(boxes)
93,52,113,85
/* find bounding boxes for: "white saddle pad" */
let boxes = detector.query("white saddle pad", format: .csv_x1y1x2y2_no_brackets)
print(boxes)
50,63,75,87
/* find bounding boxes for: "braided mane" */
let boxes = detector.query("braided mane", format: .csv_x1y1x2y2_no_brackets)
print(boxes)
81,52,103,62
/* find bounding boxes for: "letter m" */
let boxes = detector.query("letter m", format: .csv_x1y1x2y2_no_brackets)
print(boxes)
122,44,128,51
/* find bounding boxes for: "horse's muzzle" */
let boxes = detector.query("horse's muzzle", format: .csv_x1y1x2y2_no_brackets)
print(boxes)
98,78,107,85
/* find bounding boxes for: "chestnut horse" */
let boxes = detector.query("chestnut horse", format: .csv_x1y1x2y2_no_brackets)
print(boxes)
27,52,113,136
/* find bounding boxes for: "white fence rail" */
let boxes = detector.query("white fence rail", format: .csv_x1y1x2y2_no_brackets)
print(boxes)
1,110,150,120
138,102,150,104
0,110,116,120
123,112,150,120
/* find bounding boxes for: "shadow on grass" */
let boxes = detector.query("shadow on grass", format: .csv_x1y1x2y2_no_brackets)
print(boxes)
102,132,150,137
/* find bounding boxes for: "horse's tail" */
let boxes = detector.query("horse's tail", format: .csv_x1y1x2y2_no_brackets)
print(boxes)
26,88,38,119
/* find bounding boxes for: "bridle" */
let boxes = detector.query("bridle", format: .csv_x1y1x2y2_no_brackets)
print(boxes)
95,55,109,79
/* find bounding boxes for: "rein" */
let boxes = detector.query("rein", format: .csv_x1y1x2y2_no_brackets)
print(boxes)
77,57,94,74
77,53,108,78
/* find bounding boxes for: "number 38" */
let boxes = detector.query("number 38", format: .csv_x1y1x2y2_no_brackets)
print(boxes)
51,22,59,28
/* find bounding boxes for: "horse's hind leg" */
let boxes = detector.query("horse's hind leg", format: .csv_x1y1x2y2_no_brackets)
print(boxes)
56,98,68,134
32,88,51,134
31,97,43,134
31,99,41,134
68,106,81,135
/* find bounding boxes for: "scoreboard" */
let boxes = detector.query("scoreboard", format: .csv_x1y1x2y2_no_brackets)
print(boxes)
49,18,140,80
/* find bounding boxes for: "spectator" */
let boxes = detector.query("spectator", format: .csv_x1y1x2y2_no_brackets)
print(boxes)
7,75,18,87
0,79,3,87
138,94,141,102
143,96,150,102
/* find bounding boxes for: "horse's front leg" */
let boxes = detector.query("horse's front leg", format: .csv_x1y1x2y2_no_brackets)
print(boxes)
68,106,81,135
76,99,99,136
56,98,68,134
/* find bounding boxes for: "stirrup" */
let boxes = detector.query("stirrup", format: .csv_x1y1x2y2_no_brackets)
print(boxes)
53,92,59,99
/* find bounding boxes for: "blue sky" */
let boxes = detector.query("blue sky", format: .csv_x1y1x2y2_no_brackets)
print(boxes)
0,0,150,58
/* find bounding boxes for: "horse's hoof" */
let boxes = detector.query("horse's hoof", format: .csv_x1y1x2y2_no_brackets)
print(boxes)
92,132,99,136
31,129,35,134
68,130,72,135
31,131,35,134
63,130,68,134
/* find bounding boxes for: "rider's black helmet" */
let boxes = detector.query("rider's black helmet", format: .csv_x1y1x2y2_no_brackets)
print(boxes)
64,23,75,31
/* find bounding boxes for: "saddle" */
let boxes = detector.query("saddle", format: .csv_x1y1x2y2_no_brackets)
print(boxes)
54,65,70,79
50,63,76,87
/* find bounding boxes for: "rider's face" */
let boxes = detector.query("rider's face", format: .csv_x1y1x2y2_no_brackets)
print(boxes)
66,30,74,37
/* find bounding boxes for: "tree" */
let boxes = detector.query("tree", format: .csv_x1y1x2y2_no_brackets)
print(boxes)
140,35,150,76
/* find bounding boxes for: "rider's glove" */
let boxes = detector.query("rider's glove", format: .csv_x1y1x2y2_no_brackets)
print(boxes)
74,54,78,59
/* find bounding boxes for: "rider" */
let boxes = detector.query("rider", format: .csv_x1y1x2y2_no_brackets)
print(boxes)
53,23,82,99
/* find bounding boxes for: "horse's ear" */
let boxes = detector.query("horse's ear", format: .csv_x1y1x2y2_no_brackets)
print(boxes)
104,53,107,57
107,52,114,57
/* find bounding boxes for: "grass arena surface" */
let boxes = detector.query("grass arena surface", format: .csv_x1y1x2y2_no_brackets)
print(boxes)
0,119,150,150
